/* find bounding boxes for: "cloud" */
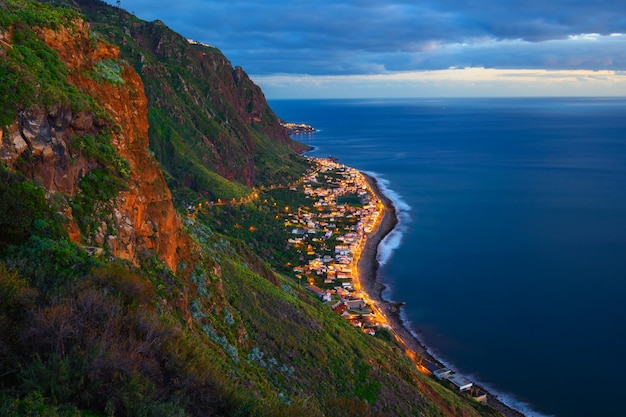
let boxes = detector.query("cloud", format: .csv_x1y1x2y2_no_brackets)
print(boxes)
106,0,626,95
252,68,626,98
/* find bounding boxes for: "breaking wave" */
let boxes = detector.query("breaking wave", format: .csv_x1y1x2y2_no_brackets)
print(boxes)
398,310,554,417
303,145,319,155
362,171,411,267
365,171,549,417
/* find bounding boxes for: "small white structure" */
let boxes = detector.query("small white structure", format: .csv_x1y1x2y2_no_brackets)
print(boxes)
433,368,452,379
346,299,366,310
446,374,473,392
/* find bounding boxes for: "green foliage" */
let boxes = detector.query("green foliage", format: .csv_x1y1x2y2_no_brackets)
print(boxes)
83,263,155,307
0,265,38,377
4,235,94,294
0,16,96,126
62,132,129,242
92,58,125,84
147,107,251,202
337,193,364,207
0,0,80,30
70,133,131,179
220,255,392,413
0,262,201,416
250,130,310,186
70,166,126,237
0,392,89,417
78,167,123,201
264,186,311,210
0,166,66,251
199,200,298,271
0,59,36,126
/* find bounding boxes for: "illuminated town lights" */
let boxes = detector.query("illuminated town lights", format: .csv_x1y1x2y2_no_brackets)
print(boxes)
416,364,431,375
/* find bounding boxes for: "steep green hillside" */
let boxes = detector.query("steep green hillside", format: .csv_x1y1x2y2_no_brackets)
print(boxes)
0,1,503,416
48,0,310,204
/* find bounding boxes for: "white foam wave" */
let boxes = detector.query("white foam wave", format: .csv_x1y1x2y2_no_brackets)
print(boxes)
362,171,411,267
362,172,550,417
303,145,319,155
397,309,553,417
480,387,555,417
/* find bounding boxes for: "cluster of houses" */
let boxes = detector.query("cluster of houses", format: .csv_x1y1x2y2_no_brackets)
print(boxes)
281,122,316,134
190,154,488,404
285,158,385,334
187,38,216,48
285,157,488,404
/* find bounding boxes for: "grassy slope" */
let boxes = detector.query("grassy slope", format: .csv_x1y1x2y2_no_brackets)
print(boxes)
187,219,498,417
66,0,310,204
1,1,503,416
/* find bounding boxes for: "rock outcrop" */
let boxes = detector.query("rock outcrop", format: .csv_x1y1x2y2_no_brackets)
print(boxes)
74,0,309,195
1,18,190,271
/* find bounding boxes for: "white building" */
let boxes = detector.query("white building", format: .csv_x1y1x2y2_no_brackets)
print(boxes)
446,374,473,392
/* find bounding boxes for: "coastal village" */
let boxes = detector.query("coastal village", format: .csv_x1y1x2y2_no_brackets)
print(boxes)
285,156,488,404
281,121,316,134
187,154,489,405
287,157,382,333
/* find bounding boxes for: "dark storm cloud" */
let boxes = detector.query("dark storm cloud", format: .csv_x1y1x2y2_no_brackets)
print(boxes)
114,0,626,74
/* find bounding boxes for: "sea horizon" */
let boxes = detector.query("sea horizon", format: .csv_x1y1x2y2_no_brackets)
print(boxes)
271,96,626,417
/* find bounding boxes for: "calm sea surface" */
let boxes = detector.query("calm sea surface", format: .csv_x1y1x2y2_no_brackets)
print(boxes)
270,97,626,417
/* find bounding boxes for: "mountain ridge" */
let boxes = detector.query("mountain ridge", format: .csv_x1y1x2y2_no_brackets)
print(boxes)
67,0,310,198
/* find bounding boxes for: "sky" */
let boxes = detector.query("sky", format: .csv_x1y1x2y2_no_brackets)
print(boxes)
109,0,626,98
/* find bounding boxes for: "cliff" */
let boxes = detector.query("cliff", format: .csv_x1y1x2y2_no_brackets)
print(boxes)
0,11,189,270
0,2,504,417
62,0,310,201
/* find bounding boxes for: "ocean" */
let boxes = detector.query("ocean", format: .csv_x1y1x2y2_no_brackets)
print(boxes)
269,97,626,417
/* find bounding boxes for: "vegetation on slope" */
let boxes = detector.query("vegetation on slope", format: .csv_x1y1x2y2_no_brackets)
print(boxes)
0,0,90,124
0,165,498,417
44,0,310,205
0,0,133,246
0,1,503,416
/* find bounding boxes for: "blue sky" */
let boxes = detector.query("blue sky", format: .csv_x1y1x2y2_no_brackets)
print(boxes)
110,0,626,98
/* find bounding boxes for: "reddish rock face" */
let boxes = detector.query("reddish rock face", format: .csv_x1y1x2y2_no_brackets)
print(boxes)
1,19,190,271
81,63,189,271
126,20,306,187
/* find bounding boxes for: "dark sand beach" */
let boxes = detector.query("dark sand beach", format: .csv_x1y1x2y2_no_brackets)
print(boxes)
359,173,525,417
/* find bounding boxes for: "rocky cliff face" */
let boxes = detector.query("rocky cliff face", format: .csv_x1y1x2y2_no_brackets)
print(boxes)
128,19,290,185
71,0,310,197
1,105,93,195
1,18,189,271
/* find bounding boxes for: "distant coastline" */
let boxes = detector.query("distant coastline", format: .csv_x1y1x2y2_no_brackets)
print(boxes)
282,121,316,134
358,172,526,417
277,97,626,417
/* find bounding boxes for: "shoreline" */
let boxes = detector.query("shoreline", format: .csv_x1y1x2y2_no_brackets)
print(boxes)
358,172,526,417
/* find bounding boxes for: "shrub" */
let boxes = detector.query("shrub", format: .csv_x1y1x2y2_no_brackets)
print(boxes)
93,59,125,84
0,166,66,251
4,235,93,295
70,166,127,238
